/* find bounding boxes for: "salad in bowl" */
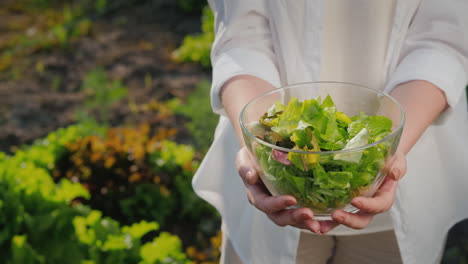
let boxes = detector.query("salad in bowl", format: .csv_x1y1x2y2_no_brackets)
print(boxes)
240,82,404,219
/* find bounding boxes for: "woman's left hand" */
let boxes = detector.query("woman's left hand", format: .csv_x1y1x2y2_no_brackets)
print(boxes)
319,151,407,234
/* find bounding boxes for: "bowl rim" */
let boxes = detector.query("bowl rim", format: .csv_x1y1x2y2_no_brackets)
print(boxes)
239,81,406,154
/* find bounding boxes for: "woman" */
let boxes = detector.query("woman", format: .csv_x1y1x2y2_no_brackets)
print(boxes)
193,0,468,263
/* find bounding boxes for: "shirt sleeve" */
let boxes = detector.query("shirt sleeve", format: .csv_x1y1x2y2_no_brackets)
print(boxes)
385,0,468,108
208,0,281,116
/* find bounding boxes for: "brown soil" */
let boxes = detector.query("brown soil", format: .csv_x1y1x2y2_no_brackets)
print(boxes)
0,0,210,153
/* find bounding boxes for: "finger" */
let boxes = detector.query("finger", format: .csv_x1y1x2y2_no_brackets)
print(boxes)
267,208,321,233
331,210,374,229
267,208,309,227
385,152,407,181
291,219,322,234
237,147,259,185
351,177,398,214
247,183,296,214
319,220,340,234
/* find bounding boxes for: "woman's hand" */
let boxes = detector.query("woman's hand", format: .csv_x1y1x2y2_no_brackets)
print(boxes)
238,146,407,234
237,147,323,234
320,151,407,234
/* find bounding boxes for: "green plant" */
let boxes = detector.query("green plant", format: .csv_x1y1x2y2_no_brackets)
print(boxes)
177,0,206,13
10,123,105,171
76,68,128,124
0,135,91,263
0,124,96,262
52,124,219,257
74,208,191,264
54,125,178,222
172,6,214,67
170,80,218,152
119,184,176,227
0,181,86,263
0,124,192,263
442,219,468,264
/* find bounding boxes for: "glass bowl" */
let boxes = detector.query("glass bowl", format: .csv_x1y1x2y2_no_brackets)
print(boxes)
240,82,405,220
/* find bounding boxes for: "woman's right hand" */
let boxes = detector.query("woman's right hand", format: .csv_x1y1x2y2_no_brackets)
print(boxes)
237,146,322,234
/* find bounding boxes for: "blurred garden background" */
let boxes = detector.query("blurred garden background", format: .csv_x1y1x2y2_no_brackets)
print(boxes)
0,0,466,263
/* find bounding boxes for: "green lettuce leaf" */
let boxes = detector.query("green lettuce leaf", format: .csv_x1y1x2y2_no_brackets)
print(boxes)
271,98,303,137
312,164,352,190
262,101,287,127
334,128,370,163
267,101,286,117
320,95,335,108
290,121,314,148
367,116,392,141
348,112,368,138
320,107,344,143
348,112,392,141
327,171,353,189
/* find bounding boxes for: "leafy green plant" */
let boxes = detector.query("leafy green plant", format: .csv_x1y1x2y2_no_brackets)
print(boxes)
0,123,96,262
52,124,219,258
442,219,468,264
119,184,176,227
170,80,218,152
74,208,191,264
172,6,214,67
176,0,206,13
54,125,178,223
54,125,218,237
148,140,220,246
10,123,105,171
0,124,192,263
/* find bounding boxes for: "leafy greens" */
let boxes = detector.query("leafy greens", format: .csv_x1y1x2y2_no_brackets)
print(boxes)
254,95,392,212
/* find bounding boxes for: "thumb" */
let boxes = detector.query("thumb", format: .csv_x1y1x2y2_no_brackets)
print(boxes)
237,146,259,185
387,152,407,181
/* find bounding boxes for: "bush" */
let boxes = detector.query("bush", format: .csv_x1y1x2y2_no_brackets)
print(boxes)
177,0,207,13
442,219,468,264
0,124,191,263
55,125,179,225
172,6,214,68
53,124,220,251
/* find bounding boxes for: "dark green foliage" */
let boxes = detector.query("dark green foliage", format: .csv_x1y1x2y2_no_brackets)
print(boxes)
50,124,219,251
177,0,207,13
148,140,220,239
442,219,468,264
170,80,219,152
119,184,175,227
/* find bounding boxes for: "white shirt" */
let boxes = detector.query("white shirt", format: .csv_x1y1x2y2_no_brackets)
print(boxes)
308,0,397,236
193,0,468,263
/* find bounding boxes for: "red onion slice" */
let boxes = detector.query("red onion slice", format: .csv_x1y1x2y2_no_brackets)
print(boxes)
271,149,292,165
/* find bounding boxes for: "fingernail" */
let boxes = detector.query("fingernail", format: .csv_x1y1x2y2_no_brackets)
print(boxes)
333,213,344,222
246,170,254,184
320,222,330,234
301,213,312,221
352,199,363,208
285,199,296,207
312,221,321,234
392,168,401,180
